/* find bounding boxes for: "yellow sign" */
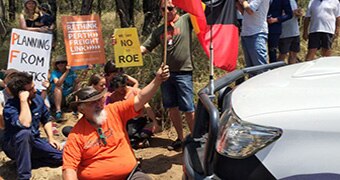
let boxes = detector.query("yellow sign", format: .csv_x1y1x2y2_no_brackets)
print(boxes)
114,28,143,68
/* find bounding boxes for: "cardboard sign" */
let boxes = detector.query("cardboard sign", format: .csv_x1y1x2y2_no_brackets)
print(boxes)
7,28,52,90
114,28,143,68
61,15,105,66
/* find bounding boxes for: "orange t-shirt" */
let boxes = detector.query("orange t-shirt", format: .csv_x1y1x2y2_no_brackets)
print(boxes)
62,97,140,180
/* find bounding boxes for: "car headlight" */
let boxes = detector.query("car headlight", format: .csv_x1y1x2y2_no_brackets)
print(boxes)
216,109,282,159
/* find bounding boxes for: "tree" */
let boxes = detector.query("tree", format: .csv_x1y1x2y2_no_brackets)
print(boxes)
8,0,15,21
142,0,162,36
80,0,94,15
0,0,5,21
115,0,134,27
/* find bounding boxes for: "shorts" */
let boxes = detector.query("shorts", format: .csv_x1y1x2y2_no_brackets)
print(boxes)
308,32,333,50
161,71,195,112
279,36,300,54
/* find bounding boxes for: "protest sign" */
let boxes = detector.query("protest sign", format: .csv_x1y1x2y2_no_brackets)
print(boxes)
61,15,105,67
114,28,143,68
7,28,52,90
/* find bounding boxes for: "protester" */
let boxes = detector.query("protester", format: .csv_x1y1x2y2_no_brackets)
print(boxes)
109,75,161,148
104,60,139,93
238,0,270,68
49,55,79,121
267,0,292,63
19,0,49,33
303,0,340,60
138,0,195,150
88,73,107,92
2,72,62,180
278,0,303,64
39,3,55,33
62,65,169,180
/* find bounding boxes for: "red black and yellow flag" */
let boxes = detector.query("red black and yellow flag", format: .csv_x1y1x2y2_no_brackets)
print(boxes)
173,0,239,71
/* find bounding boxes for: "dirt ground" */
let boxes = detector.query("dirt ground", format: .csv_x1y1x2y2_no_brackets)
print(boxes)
0,113,186,180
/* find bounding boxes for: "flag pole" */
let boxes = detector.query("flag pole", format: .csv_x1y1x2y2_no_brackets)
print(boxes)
208,0,215,98
163,0,168,65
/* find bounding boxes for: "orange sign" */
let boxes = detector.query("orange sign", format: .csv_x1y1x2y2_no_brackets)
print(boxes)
61,15,105,66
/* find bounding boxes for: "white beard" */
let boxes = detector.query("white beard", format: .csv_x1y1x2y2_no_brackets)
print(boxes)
93,109,107,125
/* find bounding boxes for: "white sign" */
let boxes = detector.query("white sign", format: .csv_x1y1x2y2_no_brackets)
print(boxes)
7,28,52,90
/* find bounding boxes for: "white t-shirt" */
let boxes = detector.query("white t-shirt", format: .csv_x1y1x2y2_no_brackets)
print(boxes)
241,0,270,36
0,90,11,107
306,0,340,34
280,0,300,38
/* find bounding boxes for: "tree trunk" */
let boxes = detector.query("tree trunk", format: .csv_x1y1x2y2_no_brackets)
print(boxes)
8,0,15,21
115,0,134,28
0,0,6,21
97,0,102,17
80,0,94,15
142,0,162,36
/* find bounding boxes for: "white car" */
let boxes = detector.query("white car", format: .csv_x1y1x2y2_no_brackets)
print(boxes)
183,57,340,180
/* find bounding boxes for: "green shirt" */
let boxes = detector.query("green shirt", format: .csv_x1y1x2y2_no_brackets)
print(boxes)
143,14,193,72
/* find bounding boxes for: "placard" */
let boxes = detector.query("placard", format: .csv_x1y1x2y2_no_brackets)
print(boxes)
114,28,143,68
7,28,52,90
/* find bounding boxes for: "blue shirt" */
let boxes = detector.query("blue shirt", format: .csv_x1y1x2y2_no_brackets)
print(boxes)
3,95,52,141
50,70,77,96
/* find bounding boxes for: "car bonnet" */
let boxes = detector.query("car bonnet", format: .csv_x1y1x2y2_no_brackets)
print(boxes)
231,57,340,119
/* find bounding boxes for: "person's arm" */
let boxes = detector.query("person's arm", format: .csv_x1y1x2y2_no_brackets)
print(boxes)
303,17,311,41
277,0,293,23
140,45,149,55
238,0,254,15
44,121,62,150
134,65,169,112
335,17,340,38
54,67,70,87
18,91,32,127
125,74,139,88
19,14,48,32
63,169,78,180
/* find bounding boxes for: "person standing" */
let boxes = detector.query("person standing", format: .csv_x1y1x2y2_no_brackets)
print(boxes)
278,0,303,64
267,0,292,63
303,0,340,60
238,0,270,68
140,0,195,150
2,72,62,180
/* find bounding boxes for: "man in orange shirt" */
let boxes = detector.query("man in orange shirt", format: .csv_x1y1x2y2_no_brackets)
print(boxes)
62,65,169,180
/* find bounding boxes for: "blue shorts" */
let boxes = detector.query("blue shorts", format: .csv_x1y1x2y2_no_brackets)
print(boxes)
161,72,195,112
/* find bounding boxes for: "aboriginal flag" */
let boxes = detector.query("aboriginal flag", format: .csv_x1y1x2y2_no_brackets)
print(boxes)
173,0,239,71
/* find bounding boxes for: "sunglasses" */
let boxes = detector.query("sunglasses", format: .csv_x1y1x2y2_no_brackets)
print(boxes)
97,127,107,146
56,61,67,65
161,6,175,11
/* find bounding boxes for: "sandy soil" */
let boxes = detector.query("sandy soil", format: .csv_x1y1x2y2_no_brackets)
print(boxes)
0,113,185,180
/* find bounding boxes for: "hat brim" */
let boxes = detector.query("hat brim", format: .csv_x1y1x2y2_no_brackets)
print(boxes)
69,88,107,107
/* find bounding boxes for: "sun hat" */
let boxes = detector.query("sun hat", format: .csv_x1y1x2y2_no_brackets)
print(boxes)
40,3,51,12
69,86,107,107
23,0,38,5
54,55,68,63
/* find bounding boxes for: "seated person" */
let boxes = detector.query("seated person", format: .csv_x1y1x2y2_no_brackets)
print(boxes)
88,73,107,93
39,3,55,33
62,64,169,180
104,60,139,93
49,55,79,121
109,75,161,148
2,72,62,180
